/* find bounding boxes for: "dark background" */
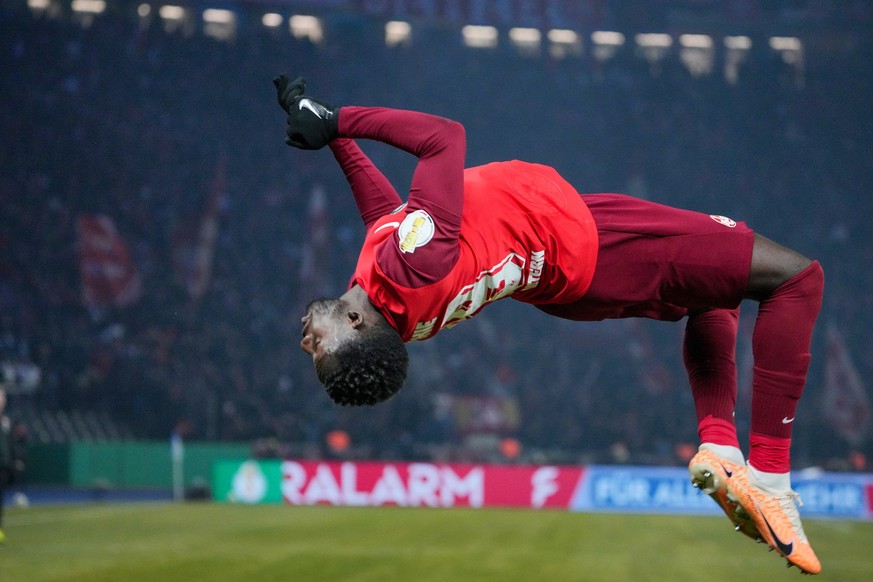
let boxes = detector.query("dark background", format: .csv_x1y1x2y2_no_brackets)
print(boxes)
1,0,871,470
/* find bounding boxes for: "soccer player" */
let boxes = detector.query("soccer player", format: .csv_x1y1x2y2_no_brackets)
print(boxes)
274,75,823,574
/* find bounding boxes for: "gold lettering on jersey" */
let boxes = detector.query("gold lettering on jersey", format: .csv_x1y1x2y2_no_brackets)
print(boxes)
525,250,545,289
408,250,546,342
442,253,525,329
411,317,437,341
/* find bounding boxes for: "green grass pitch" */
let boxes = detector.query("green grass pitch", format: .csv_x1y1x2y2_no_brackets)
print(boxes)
2,503,872,581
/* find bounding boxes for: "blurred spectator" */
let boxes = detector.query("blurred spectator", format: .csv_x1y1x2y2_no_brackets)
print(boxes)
0,387,28,542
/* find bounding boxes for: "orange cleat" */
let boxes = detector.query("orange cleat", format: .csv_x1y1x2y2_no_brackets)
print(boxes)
726,465,821,575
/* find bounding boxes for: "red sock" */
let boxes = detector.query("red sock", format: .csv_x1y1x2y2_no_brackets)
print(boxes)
683,307,741,448
749,261,824,473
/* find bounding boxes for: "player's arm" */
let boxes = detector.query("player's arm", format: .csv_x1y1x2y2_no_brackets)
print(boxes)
337,106,465,232
272,75,407,230
273,74,464,230
337,106,465,285
328,138,403,230
274,75,465,283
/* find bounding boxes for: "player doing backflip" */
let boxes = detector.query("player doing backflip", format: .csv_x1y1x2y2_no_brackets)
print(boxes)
273,75,824,574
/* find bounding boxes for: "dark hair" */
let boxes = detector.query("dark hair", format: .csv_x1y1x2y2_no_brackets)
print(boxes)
320,320,409,406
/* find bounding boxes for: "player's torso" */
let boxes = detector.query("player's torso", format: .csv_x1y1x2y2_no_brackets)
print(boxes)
355,161,598,341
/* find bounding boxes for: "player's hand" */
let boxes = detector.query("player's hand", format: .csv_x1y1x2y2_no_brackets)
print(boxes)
272,73,339,149
285,96,339,150
273,74,306,113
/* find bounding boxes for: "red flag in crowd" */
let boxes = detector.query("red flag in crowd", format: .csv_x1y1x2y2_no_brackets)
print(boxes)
822,323,871,445
173,156,225,299
76,215,142,309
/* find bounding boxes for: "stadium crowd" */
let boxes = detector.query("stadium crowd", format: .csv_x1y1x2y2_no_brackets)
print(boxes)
1,3,871,469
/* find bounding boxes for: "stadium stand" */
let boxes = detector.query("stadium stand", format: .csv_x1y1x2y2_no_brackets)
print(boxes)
0,1,870,471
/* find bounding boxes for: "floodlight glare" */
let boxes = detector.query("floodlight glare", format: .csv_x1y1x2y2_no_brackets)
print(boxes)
290,14,323,43
385,21,412,46
159,5,185,21
770,36,802,51
203,9,234,25
547,29,578,44
71,0,105,13
509,27,541,44
262,13,283,28
635,33,672,48
591,31,625,46
724,36,752,50
679,34,712,49
462,25,498,48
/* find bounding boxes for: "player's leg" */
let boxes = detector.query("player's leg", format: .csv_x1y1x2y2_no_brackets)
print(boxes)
556,195,764,541
554,196,821,570
684,307,761,540
745,234,821,475
725,234,824,574
684,306,741,456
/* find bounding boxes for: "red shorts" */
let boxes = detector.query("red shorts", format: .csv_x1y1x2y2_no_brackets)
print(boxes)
538,194,755,322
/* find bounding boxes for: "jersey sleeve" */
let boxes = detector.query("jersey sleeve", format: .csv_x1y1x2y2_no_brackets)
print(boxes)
328,138,403,230
338,107,466,285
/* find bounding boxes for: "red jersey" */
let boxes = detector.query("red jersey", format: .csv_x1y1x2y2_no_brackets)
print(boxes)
332,108,597,342
353,161,598,341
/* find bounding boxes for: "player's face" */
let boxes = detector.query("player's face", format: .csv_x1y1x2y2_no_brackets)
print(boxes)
300,298,351,371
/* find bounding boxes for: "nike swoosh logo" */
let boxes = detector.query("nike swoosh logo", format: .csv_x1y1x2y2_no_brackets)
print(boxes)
761,514,794,556
299,98,329,119
719,463,733,478
782,417,795,424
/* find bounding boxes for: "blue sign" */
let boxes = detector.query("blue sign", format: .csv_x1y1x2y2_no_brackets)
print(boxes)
793,474,870,519
570,465,873,520
571,465,719,514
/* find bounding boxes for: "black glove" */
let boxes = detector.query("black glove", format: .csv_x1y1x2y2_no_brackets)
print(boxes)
273,74,306,113
272,73,339,150
285,95,339,150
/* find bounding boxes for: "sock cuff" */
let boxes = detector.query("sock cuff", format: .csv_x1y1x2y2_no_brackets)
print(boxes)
749,432,792,473
698,416,740,448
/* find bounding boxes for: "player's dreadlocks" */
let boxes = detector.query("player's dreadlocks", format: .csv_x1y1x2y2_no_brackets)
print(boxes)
319,320,409,406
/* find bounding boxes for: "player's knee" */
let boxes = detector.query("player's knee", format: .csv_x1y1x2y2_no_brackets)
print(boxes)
760,260,824,316
746,235,815,300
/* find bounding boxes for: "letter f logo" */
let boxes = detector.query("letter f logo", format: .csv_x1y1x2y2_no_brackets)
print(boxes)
531,467,560,508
